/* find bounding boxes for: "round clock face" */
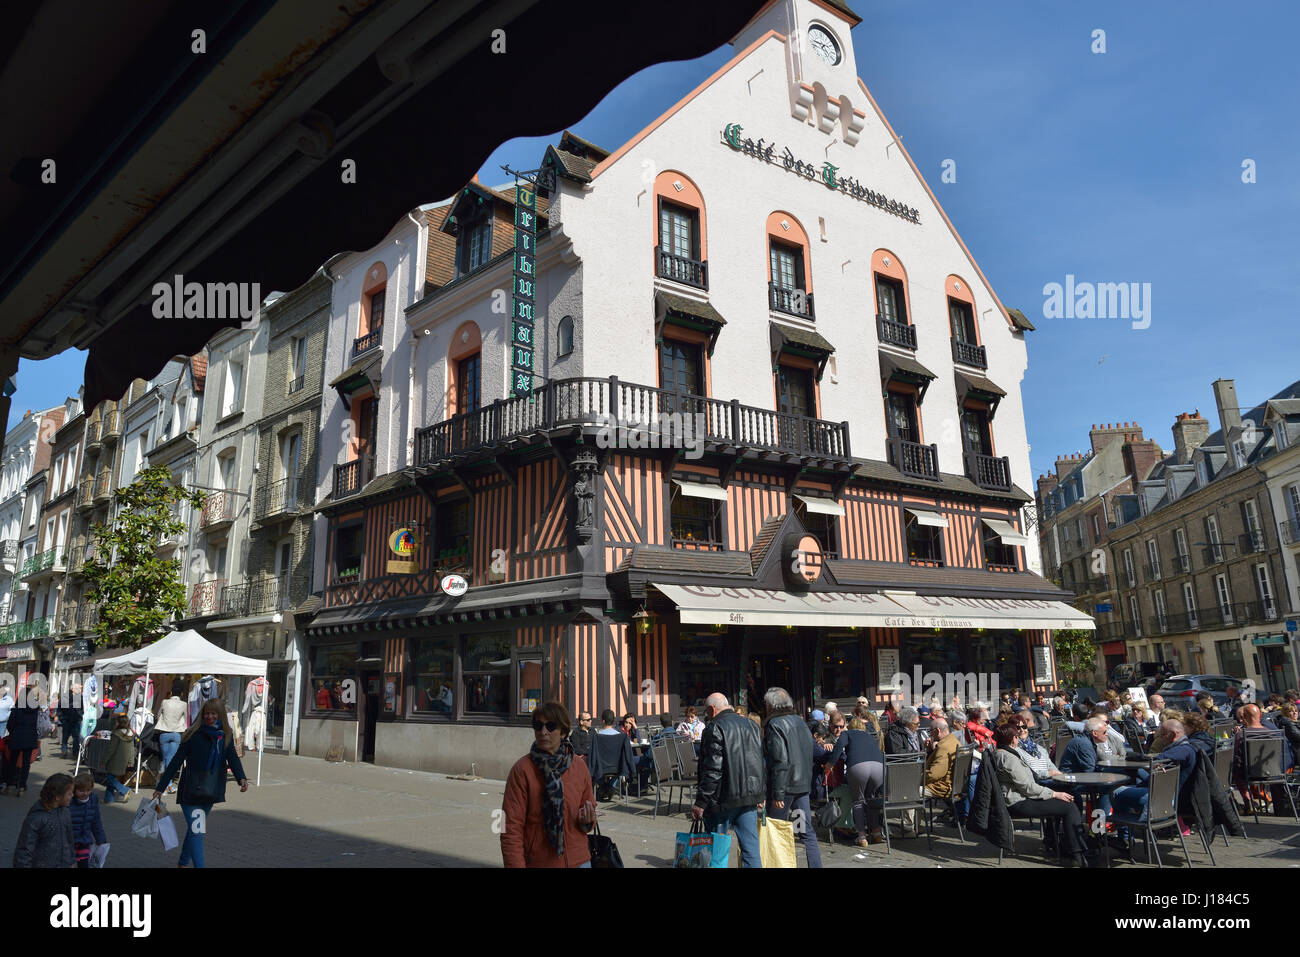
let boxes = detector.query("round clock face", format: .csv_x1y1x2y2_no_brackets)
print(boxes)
808,25,841,65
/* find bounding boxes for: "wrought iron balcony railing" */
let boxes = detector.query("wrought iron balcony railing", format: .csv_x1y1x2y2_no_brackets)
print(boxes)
77,478,94,511
287,374,306,396
1281,520,1298,546
255,476,311,521
1145,561,1162,582
93,470,112,502
964,450,1011,491
876,314,917,350
1240,530,1266,554
888,437,939,481
189,579,226,617
217,574,307,618
654,246,708,290
412,377,853,470
21,547,64,580
951,338,987,369
769,282,814,319
86,419,102,449
102,408,121,442
1173,553,1191,574
0,539,17,570
200,492,237,529
0,617,54,643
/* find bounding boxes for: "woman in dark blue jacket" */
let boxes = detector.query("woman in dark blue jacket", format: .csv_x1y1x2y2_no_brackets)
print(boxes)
151,699,248,868
818,716,885,846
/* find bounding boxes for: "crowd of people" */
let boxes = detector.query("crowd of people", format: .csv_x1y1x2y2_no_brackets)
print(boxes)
502,684,1300,868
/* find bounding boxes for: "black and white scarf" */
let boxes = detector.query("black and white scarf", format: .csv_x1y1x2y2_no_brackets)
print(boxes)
529,739,574,856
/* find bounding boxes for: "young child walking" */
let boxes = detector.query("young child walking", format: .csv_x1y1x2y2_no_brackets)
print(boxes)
70,770,108,868
13,772,75,867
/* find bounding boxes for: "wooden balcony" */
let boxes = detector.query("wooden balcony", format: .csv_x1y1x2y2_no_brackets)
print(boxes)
333,456,374,500
876,314,917,350
654,246,708,290
888,437,939,482
413,377,853,471
951,338,987,369
964,450,1011,491
351,326,382,361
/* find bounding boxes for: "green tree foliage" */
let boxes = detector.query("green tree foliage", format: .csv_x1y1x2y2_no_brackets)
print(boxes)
1052,628,1099,688
82,465,207,649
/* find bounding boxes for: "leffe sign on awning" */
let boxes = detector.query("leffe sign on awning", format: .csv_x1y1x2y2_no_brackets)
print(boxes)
651,583,1094,631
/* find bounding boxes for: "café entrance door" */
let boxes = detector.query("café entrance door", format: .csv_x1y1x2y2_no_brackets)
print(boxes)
744,628,811,716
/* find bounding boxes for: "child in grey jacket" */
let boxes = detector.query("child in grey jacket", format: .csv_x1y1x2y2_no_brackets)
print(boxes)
13,773,75,868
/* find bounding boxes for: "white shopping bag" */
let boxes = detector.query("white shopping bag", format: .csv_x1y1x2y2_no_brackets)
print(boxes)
89,843,110,868
157,812,179,851
130,797,161,839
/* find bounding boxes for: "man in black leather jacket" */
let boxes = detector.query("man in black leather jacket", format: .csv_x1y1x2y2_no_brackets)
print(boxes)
762,687,821,867
690,692,765,867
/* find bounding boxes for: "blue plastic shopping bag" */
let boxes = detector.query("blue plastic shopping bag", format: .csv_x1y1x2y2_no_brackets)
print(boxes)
675,819,732,868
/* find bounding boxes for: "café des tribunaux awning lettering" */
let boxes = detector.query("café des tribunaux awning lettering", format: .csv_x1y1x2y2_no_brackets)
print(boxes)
720,123,920,224
651,583,1095,631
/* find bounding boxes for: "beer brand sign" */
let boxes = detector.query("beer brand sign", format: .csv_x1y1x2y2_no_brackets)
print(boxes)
720,123,920,224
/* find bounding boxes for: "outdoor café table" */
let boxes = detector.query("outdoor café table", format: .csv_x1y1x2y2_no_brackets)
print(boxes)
1096,757,1154,777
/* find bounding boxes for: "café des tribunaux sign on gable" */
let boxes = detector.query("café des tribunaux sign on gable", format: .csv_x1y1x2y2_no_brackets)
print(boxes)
720,123,921,224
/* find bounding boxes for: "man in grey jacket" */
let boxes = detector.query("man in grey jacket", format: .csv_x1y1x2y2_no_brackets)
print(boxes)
762,687,821,868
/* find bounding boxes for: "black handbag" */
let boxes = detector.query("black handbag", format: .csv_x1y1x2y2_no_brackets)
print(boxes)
587,820,623,868
814,795,841,830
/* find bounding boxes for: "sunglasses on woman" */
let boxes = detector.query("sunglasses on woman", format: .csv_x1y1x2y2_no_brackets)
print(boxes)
532,720,559,732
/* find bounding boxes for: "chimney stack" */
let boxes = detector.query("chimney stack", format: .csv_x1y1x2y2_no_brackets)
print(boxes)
1122,439,1163,484
1212,379,1241,438
1171,410,1211,465
1089,420,1144,454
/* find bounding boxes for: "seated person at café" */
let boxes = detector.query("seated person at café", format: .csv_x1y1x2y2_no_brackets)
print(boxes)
922,718,958,799
569,711,595,758
1110,719,1200,818
1275,703,1300,763
1232,703,1292,811
1012,714,1061,779
596,709,622,735
676,706,705,742
634,712,678,789
963,705,994,748
989,722,1088,867
885,706,922,754
1065,702,1090,735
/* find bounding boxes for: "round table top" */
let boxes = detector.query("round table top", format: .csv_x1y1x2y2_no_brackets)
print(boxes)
1051,771,1129,786
1096,757,1151,768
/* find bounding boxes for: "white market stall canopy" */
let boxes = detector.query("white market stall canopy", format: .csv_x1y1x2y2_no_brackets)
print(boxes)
651,584,1095,631
93,629,267,677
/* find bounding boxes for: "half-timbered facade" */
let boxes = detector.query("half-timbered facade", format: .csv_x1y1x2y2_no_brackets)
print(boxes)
302,0,1089,776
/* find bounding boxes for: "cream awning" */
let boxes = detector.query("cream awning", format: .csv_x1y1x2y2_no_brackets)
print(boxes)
795,494,845,517
672,479,728,502
982,518,1029,547
906,507,948,528
651,583,1095,630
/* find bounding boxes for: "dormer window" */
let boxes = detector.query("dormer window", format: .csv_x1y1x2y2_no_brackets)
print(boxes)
459,219,493,276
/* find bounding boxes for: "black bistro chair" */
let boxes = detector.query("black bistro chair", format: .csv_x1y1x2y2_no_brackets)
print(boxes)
923,745,973,846
1110,761,1191,868
871,752,925,853
1242,730,1299,825
590,732,638,804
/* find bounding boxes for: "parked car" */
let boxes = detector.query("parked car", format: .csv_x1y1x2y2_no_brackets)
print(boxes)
1155,674,1244,711
1108,662,1170,697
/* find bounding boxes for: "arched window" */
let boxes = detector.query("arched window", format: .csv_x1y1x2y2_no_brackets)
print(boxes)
557,315,574,358
654,171,708,289
766,212,813,319
871,250,914,349
946,274,985,370
355,262,387,360
447,321,483,417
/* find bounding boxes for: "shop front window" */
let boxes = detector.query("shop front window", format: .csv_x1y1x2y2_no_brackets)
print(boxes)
679,634,732,708
518,658,543,715
462,634,511,714
820,636,862,700
967,631,1026,693
309,646,357,712
412,638,455,714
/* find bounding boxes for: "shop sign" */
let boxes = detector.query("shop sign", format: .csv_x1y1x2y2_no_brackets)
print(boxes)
877,648,900,691
721,123,920,223
1094,603,1112,613
440,574,468,597
1287,620,1298,632
73,638,92,659
508,172,543,396
1032,645,1052,685
5,641,36,662
386,527,419,575
782,532,824,589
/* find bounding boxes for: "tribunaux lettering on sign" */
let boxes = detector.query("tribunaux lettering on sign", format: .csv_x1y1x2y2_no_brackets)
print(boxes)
510,176,539,397
721,123,920,224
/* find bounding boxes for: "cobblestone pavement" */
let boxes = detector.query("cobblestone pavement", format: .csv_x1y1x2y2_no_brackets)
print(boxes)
3,750,1298,868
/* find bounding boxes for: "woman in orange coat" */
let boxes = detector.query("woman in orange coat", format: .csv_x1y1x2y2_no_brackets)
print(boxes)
501,701,597,868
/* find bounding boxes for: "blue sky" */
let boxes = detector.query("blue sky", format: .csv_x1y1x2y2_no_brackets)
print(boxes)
13,0,1299,486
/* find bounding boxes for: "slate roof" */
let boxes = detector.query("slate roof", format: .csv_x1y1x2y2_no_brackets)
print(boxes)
619,546,753,576
771,322,835,355
826,560,1067,598
850,457,1032,503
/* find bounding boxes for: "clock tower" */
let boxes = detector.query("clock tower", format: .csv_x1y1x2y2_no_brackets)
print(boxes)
732,0,866,145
